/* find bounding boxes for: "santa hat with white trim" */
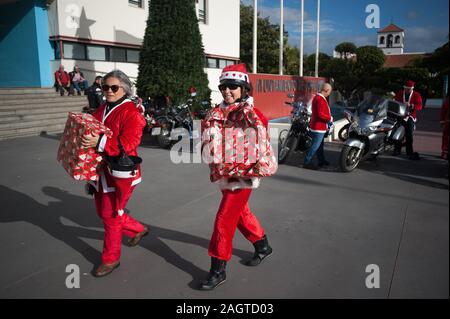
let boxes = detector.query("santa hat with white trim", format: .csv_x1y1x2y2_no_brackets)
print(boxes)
404,80,415,89
219,63,250,90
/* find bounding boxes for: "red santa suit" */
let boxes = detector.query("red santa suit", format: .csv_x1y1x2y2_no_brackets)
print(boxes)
90,96,147,264
440,97,449,159
393,80,423,156
202,65,277,261
309,93,332,133
394,88,423,122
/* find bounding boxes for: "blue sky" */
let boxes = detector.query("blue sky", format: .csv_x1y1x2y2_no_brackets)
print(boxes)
241,0,449,54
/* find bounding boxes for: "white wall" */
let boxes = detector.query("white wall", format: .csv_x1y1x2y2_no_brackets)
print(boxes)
199,0,240,59
52,0,148,44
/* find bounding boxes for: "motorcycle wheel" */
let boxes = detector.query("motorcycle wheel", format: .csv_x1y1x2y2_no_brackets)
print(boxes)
338,123,351,141
157,126,173,149
278,129,297,164
339,145,362,172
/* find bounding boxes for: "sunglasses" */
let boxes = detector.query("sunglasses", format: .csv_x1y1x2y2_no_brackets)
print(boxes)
102,84,123,93
218,84,240,91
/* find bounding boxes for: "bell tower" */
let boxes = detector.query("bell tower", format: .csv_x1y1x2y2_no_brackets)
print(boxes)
377,23,405,55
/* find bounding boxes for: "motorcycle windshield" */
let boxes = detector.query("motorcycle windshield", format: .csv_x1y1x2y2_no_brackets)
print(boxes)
356,94,387,128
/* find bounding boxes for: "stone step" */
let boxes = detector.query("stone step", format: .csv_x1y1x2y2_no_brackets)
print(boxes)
0,99,87,111
0,104,85,116
0,108,83,123
0,92,74,100
0,114,69,131
0,123,67,141
0,87,56,95
0,95,87,106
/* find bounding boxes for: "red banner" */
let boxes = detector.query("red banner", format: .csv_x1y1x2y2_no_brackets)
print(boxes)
248,74,326,120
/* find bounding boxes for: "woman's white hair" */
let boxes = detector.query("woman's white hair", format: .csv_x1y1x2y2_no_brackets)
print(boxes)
103,70,133,97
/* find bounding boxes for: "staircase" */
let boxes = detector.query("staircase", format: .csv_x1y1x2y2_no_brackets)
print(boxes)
0,88,88,140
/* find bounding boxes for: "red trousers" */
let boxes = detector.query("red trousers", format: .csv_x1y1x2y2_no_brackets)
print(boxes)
94,186,145,264
208,188,265,261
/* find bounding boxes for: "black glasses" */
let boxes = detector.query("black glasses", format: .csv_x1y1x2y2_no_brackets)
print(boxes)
218,84,240,91
102,84,123,93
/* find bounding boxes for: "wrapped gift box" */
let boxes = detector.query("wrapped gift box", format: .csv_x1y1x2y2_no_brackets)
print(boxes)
57,112,113,181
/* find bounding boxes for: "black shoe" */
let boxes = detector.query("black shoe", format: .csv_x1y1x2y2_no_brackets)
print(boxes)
200,257,227,290
77,91,82,96
245,235,273,267
303,162,318,170
408,152,420,160
318,160,330,167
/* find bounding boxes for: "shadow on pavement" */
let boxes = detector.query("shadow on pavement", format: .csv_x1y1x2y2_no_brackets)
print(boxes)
278,145,448,190
0,185,251,289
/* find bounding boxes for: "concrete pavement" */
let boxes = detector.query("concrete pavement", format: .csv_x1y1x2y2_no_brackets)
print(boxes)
0,125,448,299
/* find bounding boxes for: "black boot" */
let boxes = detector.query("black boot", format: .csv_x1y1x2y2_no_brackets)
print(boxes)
245,235,273,266
200,257,227,290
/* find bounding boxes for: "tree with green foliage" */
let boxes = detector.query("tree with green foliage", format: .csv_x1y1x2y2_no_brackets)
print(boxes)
334,42,357,60
355,46,385,75
136,0,210,105
241,3,289,74
304,52,331,76
284,45,301,76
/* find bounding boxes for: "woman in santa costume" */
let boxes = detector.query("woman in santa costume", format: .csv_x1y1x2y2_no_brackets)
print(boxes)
200,64,278,290
81,70,148,277
394,80,423,160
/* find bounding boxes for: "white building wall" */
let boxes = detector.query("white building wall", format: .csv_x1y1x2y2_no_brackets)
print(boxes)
47,0,240,100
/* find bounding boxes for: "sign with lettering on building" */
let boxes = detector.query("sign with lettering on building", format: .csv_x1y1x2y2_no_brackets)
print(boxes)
249,74,326,120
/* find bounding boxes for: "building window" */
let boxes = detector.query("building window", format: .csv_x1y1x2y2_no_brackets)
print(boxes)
205,57,237,69
395,35,401,44
379,36,385,45
87,45,106,61
387,34,393,48
63,42,86,60
110,47,127,62
197,0,207,24
59,41,140,63
127,49,140,63
129,0,143,8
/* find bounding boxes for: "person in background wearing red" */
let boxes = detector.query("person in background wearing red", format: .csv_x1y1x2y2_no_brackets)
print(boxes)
393,80,423,160
440,95,449,160
303,83,333,170
54,65,71,96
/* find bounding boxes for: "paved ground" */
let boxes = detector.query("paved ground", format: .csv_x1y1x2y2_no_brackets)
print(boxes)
0,108,448,299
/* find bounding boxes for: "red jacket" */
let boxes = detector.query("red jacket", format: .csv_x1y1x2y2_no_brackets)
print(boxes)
395,90,422,121
309,93,332,133
91,99,146,192
55,70,70,86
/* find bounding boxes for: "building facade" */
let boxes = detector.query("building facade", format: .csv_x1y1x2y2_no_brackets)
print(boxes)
0,0,240,103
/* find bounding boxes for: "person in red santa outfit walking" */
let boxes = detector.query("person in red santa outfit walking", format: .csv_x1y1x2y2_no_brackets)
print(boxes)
393,80,423,160
81,70,148,277
199,64,278,290
440,95,449,160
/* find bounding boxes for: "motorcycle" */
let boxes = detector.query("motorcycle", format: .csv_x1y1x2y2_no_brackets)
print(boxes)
335,90,361,142
278,93,312,164
339,93,408,172
153,98,196,149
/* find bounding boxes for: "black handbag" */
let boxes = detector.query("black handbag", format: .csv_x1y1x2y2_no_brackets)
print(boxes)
105,137,142,178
